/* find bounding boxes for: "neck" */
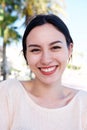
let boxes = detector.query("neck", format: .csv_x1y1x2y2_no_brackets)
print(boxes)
30,78,64,100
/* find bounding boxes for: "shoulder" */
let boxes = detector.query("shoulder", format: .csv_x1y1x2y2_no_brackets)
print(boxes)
0,78,21,96
0,78,24,109
78,90,87,99
0,78,17,88
76,90,87,109
65,85,87,101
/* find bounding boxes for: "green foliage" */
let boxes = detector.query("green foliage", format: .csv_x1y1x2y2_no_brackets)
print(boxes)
67,64,81,70
0,0,22,40
4,26,21,44
23,0,66,24
0,0,22,11
0,0,22,80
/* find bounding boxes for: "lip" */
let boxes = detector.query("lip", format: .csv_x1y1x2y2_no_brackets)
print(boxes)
39,65,58,75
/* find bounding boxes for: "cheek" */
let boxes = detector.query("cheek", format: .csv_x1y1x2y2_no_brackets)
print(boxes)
56,51,69,63
26,54,40,66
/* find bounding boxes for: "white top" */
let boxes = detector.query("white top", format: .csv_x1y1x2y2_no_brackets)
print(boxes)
0,79,87,130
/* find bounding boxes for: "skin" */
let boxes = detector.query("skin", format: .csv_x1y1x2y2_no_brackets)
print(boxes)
21,23,78,108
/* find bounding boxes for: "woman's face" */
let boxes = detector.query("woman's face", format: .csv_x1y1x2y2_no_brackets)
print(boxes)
26,23,73,85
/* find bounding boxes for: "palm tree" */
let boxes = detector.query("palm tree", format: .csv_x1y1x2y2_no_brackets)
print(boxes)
23,0,66,24
0,0,22,80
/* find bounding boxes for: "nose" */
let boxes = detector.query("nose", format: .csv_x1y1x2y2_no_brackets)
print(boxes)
40,50,53,65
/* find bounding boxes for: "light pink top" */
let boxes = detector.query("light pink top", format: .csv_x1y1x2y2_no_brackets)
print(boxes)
0,79,87,130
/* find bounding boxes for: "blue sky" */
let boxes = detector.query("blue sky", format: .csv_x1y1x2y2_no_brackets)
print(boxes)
65,0,87,54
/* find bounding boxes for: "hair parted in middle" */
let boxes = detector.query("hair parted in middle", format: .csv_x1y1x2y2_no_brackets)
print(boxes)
22,14,73,61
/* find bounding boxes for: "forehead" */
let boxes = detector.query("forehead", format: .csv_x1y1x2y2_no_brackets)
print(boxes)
26,23,66,44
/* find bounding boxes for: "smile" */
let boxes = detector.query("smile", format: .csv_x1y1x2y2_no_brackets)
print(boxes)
39,66,58,75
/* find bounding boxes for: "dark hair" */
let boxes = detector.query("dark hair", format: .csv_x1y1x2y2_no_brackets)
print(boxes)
22,14,73,61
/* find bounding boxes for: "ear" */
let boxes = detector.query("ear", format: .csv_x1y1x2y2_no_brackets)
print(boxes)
68,43,73,60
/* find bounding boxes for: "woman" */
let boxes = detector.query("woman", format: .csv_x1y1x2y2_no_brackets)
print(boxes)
0,14,87,130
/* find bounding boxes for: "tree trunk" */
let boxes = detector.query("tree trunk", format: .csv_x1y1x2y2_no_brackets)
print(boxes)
2,42,7,80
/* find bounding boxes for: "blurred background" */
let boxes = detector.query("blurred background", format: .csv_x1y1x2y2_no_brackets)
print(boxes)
0,0,87,90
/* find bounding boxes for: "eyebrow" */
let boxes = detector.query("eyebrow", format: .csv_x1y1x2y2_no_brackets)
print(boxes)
50,40,63,45
27,44,40,48
27,40,62,48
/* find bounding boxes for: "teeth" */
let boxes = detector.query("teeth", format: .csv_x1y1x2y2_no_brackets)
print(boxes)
41,67,55,72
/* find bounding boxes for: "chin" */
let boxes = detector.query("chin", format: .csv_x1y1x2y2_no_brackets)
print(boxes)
39,77,60,86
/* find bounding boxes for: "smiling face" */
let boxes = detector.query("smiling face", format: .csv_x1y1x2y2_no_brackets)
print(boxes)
26,23,73,85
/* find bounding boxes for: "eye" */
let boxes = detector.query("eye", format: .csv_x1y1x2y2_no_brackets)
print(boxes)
30,48,41,53
51,46,61,51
